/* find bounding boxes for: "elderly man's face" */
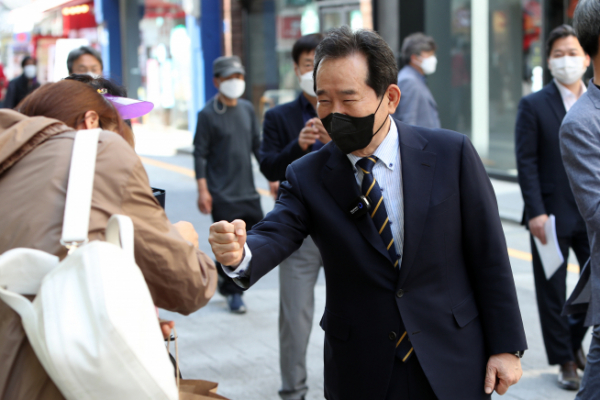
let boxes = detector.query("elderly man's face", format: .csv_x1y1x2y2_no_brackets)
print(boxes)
315,53,399,156
316,53,383,119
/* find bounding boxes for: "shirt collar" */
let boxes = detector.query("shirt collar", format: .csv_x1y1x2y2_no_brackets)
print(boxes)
554,78,587,100
347,117,399,172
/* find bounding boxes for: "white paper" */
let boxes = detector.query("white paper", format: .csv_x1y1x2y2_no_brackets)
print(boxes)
533,215,564,279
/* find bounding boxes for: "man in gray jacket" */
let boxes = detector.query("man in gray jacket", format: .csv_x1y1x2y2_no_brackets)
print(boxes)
559,1,600,397
392,33,440,129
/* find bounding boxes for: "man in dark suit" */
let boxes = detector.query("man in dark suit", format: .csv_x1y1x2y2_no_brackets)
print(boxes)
560,1,600,397
260,33,330,400
210,27,526,400
515,24,590,390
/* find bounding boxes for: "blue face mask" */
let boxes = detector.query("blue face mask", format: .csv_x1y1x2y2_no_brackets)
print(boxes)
320,95,386,154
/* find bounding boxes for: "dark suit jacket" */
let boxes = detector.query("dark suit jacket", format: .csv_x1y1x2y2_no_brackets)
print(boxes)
560,80,600,326
242,119,527,400
259,95,310,182
515,81,587,236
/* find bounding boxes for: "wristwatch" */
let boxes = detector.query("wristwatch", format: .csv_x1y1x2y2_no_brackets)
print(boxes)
513,350,525,358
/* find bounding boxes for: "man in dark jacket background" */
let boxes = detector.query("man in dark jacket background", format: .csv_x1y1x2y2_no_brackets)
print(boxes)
259,33,329,400
2,56,39,110
515,24,590,391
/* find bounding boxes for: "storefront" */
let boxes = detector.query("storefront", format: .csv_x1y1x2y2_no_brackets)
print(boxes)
234,0,584,179
378,0,585,179
230,0,373,115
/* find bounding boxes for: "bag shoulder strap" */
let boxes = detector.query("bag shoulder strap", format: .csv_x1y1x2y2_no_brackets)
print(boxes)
61,129,101,248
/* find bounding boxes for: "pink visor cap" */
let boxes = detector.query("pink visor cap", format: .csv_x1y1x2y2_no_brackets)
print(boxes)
104,94,154,119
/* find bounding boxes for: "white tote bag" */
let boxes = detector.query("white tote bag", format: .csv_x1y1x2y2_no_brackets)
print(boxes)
0,130,178,400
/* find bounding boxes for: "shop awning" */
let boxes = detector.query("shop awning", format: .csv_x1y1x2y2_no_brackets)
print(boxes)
9,0,89,33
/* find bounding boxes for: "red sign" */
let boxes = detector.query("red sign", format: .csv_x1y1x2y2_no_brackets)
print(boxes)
62,2,96,35
279,16,302,40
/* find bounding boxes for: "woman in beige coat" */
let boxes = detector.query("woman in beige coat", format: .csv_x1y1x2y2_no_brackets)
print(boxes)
0,80,217,399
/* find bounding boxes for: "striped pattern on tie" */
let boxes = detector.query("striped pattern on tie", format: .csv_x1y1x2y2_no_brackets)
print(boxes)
356,156,401,268
395,329,414,363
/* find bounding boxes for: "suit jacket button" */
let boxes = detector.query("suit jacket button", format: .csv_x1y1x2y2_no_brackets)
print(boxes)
389,331,397,341
396,289,404,298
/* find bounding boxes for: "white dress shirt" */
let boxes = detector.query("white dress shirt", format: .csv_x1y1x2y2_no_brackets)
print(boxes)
224,116,405,277
346,117,404,257
555,79,587,112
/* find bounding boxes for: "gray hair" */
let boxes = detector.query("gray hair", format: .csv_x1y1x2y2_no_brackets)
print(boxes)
573,0,600,58
67,46,103,74
401,33,436,65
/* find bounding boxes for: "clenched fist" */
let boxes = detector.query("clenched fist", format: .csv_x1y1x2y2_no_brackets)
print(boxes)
209,219,247,267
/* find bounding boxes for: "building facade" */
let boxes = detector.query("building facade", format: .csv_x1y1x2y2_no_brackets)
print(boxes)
235,0,587,179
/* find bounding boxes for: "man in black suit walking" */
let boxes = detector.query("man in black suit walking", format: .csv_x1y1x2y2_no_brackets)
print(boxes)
515,24,591,390
211,27,526,399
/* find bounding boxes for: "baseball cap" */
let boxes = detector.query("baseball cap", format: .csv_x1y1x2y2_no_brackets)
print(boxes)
213,56,245,78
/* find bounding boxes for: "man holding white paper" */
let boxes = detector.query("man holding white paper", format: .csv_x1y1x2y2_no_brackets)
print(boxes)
515,24,591,391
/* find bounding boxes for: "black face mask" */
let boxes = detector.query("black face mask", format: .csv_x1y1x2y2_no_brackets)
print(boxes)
321,96,387,154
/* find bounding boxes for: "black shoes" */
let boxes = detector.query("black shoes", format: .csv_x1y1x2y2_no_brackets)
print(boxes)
558,361,580,391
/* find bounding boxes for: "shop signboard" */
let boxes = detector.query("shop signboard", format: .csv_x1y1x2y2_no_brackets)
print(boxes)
12,32,30,53
278,16,302,40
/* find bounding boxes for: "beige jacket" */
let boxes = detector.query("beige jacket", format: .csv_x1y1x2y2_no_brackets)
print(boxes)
0,109,217,399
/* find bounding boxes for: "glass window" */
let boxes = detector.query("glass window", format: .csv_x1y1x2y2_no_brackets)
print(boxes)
426,0,472,136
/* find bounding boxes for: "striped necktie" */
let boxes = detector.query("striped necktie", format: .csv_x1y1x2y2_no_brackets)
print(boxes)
356,156,401,268
356,156,413,362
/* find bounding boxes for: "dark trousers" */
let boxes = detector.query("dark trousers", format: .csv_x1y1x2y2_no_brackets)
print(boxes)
384,354,437,400
576,325,600,400
211,198,263,296
530,231,590,365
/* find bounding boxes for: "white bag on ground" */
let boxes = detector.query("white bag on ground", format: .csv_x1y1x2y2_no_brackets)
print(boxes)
0,130,177,400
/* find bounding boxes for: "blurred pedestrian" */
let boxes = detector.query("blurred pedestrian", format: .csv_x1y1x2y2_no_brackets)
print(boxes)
259,33,326,400
559,1,600,398
0,80,217,399
515,24,590,391
67,46,103,77
194,55,262,314
392,33,440,129
2,56,40,109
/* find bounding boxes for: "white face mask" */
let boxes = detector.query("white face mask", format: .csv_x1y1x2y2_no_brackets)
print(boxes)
419,55,437,75
23,65,37,79
299,71,316,97
219,78,246,99
549,56,586,85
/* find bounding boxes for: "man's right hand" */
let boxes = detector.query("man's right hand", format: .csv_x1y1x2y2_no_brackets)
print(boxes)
197,190,212,214
529,214,549,245
209,220,247,267
298,120,319,151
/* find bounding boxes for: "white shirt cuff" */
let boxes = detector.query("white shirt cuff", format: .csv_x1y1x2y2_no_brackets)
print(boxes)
221,243,252,278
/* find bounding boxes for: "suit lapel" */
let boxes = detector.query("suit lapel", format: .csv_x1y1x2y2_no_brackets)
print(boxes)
546,82,567,123
322,145,392,263
395,121,437,288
